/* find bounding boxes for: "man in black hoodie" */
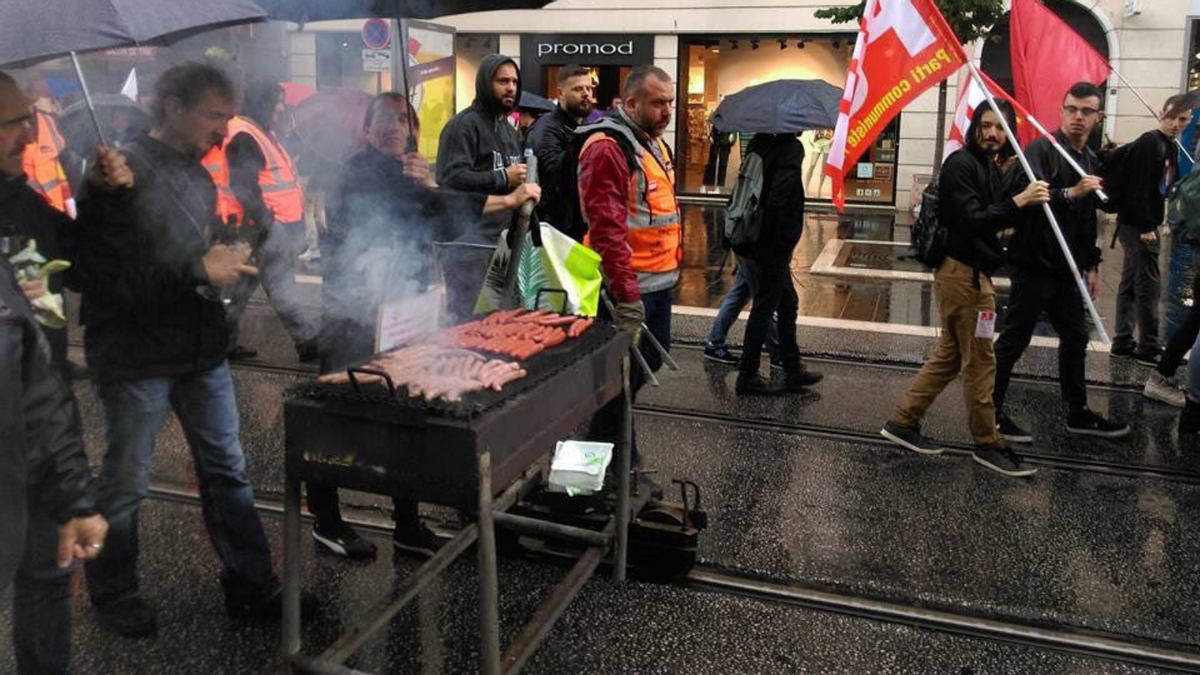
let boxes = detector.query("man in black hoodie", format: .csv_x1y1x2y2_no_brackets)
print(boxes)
993,82,1129,442
1106,94,1191,366
436,54,525,320
529,63,594,240
881,102,1049,477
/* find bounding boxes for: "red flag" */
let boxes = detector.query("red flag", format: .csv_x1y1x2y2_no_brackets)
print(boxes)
826,0,967,210
1010,0,1110,146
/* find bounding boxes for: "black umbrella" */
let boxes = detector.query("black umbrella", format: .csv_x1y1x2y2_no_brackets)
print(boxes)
0,0,267,146
255,0,552,23
709,79,842,135
517,91,556,114
59,94,152,153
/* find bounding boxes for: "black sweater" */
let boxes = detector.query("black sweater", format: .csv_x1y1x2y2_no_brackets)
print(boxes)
1102,130,1177,234
736,133,806,263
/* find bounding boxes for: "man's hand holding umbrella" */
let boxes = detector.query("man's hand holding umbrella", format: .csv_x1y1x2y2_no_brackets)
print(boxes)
86,145,133,190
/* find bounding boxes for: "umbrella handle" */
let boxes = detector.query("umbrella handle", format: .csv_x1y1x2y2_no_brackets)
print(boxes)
71,51,109,149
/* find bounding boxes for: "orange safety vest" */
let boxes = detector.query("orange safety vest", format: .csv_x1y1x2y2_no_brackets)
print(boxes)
22,111,73,216
202,116,304,226
581,122,682,275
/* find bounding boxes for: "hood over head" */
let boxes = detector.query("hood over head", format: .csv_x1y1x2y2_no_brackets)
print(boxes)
474,53,521,117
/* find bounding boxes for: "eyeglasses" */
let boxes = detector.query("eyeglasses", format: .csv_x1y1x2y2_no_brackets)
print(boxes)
1063,106,1101,117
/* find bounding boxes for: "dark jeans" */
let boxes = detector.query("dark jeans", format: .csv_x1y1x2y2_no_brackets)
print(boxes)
706,256,779,352
226,220,318,348
703,143,732,187
85,363,278,606
438,243,495,325
739,252,800,377
1113,226,1161,356
1160,268,1200,377
993,268,1090,412
13,503,72,675
306,485,420,534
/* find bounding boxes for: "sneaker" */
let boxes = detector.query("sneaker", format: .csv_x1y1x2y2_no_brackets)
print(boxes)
298,246,321,262
1134,351,1162,367
880,421,943,455
703,343,739,365
972,444,1038,477
95,596,158,638
1143,371,1186,408
735,373,785,395
227,345,258,361
1181,398,1200,434
393,523,444,558
226,588,319,620
313,522,378,561
1065,408,1130,438
1109,343,1135,358
996,414,1033,444
784,366,824,390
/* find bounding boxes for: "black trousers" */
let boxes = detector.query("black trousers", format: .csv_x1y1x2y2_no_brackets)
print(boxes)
993,268,1090,412
739,250,800,377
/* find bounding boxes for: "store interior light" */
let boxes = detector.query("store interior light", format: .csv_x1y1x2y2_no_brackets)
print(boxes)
798,39,806,49
730,39,739,50
750,39,760,50
832,40,841,48
779,39,788,50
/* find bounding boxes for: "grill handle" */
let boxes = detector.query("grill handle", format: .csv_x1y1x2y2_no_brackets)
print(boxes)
346,367,396,398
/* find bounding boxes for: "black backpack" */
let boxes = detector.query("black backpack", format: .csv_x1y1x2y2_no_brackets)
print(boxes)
722,150,765,250
911,170,948,269
556,124,640,243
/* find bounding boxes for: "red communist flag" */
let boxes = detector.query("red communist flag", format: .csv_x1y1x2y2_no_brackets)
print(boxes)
1010,0,1110,147
826,0,967,210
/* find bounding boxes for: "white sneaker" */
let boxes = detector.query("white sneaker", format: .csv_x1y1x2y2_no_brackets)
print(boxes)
298,246,321,262
1143,371,1185,408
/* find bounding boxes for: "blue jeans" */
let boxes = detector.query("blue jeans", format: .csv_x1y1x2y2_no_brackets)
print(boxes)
706,256,779,352
1188,329,1200,404
84,363,278,606
13,503,72,675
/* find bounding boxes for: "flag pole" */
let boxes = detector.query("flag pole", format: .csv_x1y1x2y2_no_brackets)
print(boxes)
1019,111,1109,203
1111,68,1195,164
965,59,1110,344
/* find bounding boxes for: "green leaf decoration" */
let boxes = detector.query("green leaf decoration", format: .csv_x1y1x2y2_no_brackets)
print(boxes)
517,234,549,309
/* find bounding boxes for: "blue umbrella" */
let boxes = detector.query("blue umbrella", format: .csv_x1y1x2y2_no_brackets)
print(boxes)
709,79,842,134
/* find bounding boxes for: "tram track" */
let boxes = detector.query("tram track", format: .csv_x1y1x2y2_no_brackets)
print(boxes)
220,357,1200,485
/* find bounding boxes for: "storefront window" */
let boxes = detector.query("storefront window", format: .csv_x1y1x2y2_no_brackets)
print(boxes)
677,34,896,205
1188,19,1200,92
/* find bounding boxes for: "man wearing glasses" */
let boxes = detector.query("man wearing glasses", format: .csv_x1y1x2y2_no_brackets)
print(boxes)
992,81,1130,443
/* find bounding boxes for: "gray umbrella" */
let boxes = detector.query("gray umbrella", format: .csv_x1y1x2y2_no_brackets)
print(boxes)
255,0,552,23
0,0,267,145
517,91,556,114
709,79,843,135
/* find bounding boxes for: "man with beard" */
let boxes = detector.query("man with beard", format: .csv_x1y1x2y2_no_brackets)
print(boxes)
529,63,594,240
577,65,681,463
315,93,539,559
73,62,311,637
993,82,1129,443
881,102,1050,477
435,54,525,320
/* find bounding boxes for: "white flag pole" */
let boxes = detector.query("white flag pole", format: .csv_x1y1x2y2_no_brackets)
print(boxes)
1019,110,1110,203
1112,68,1195,164
965,60,1110,344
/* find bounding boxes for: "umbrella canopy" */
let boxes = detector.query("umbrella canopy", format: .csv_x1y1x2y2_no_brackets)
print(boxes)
0,0,267,67
59,94,151,152
291,88,373,164
256,0,552,23
517,91,555,114
709,79,842,135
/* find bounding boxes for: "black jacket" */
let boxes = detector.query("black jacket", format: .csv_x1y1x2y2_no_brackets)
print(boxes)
1102,130,1177,234
435,54,523,242
737,133,806,263
939,148,1019,276
1007,131,1102,273
75,134,229,383
529,105,584,240
1,256,96,588
320,146,486,371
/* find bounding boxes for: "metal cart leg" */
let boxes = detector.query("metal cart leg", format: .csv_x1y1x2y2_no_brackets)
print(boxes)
614,356,631,582
478,452,501,675
283,474,303,665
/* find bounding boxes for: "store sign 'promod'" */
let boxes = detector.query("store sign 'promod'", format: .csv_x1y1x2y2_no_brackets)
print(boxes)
521,34,653,67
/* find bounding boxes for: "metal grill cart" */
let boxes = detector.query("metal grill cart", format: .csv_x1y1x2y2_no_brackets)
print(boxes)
281,325,632,674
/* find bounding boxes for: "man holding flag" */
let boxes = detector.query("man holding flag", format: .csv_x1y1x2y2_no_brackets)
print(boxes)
992,82,1129,442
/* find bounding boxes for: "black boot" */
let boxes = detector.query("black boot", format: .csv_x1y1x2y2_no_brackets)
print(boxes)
736,372,784,395
784,362,823,391
1181,398,1200,434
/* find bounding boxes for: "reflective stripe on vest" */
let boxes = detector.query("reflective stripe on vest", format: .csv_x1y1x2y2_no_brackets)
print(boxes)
582,132,682,275
200,146,243,225
226,117,304,223
22,112,72,214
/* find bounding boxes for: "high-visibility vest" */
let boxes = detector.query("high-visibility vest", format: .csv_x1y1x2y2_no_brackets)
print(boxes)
580,124,682,275
202,116,304,226
22,111,74,217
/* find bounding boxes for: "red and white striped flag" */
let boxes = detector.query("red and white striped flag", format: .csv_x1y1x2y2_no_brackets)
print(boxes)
944,71,1028,160
826,0,968,210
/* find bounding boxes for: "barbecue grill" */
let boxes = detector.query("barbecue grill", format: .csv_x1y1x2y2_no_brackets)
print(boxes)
281,322,633,675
